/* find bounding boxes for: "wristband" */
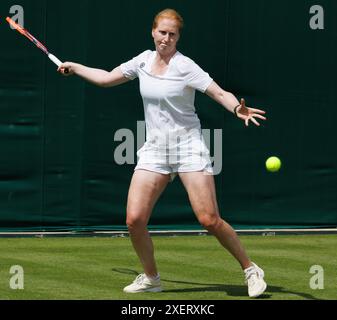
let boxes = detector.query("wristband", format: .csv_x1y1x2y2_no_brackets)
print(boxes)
234,104,241,117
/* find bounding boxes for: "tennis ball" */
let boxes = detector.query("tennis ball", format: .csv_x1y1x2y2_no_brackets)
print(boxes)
266,156,281,172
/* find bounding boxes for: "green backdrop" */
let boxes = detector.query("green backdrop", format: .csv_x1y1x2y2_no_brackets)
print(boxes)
0,0,336,231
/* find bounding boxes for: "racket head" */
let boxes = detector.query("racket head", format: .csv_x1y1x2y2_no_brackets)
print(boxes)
6,17,49,55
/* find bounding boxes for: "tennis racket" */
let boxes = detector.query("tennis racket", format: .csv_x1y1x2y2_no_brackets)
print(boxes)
6,17,68,73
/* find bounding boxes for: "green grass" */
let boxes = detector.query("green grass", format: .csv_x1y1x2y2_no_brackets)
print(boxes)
0,235,336,300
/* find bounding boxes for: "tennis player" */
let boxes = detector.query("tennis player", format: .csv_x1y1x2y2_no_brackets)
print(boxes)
59,9,267,298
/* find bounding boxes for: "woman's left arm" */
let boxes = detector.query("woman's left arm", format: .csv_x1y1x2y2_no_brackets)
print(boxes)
205,81,267,127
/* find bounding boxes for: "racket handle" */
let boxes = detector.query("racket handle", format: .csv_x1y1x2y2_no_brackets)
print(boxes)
48,53,62,67
48,53,69,73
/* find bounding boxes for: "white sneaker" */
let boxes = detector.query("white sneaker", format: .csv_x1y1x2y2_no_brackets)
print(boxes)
244,262,267,298
123,273,162,293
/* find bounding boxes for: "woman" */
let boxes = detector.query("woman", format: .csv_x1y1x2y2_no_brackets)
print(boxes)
59,9,267,298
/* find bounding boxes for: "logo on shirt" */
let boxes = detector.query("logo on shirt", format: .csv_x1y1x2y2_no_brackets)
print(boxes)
140,62,146,69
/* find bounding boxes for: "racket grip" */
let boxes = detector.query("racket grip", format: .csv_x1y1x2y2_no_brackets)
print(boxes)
48,53,62,67
48,53,69,73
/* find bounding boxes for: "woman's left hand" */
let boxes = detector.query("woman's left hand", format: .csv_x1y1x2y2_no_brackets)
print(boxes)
236,98,267,127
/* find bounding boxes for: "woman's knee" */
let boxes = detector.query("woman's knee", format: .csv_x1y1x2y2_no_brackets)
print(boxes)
126,211,148,231
198,214,223,231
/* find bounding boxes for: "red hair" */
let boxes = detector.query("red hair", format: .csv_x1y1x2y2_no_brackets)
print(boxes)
152,9,184,31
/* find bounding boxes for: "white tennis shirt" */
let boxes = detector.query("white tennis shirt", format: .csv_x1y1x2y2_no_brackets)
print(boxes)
120,50,213,155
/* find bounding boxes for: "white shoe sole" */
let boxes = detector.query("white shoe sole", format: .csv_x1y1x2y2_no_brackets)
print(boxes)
123,287,162,293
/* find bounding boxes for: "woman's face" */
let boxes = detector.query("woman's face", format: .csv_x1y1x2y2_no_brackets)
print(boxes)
152,18,180,56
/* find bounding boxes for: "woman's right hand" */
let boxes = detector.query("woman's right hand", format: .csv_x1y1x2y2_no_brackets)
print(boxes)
58,62,75,76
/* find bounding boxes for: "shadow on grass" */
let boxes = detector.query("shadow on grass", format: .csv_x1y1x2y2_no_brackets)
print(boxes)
111,268,322,300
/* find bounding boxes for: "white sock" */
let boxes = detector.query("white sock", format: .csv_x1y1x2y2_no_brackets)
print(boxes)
148,274,160,281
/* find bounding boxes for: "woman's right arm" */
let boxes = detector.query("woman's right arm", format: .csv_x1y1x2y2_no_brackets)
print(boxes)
58,62,130,88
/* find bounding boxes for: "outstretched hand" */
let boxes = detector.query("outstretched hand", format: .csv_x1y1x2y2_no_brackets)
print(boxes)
236,98,267,127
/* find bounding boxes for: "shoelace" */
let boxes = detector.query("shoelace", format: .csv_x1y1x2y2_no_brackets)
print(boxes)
134,274,146,284
245,267,259,283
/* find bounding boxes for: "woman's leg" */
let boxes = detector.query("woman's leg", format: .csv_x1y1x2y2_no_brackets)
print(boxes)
126,170,170,277
179,172,252,270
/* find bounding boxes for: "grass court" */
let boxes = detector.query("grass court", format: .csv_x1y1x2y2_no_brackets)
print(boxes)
0,234,336,300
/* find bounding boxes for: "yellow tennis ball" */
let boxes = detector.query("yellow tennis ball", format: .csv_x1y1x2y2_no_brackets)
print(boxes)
266,156,281,172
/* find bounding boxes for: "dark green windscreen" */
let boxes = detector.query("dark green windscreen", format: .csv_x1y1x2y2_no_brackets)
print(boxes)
0,0,336,231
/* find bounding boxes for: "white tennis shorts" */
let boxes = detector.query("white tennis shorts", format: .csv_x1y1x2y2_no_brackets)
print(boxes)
135,137,214,181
